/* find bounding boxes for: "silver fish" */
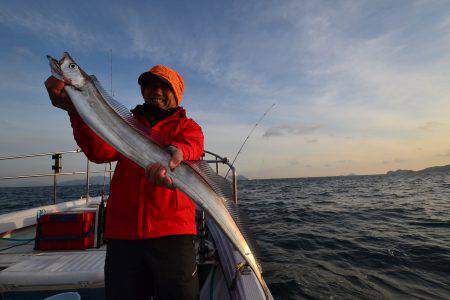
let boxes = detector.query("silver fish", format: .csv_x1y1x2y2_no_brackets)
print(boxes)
47,52,272,299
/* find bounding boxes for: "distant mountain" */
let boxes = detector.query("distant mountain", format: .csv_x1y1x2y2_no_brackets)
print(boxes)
236,175,249,181
387,164,450,176
345,173,358,177
386,169,416,176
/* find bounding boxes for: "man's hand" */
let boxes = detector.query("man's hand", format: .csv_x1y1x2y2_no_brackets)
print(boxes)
145,146,183,189
167,145,183,171
44,76,76,113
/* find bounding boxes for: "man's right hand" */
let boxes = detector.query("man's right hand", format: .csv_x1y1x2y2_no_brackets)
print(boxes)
44,76,76,113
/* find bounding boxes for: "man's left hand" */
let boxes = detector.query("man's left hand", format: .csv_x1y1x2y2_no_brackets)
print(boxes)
167,146,183,171
145,146,183,189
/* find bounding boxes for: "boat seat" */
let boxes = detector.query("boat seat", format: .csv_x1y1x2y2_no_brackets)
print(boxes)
0,251,105,292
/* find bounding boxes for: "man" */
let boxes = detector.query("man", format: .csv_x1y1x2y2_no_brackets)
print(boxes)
45,65,204,300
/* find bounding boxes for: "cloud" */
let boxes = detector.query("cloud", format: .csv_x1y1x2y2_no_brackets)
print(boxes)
394,158,407,163
0,120,13,129
417,121,445,131
380,158,408,164
263,0,450,134
0,8,98,50
117,5,275,100
289,159,300,165
335,160,353,164
12,46,34,59
434,150,450,157
263,123,323,137
305,138,318,143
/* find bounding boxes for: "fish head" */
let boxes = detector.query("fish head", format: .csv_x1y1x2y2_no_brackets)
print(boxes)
47,52,88,89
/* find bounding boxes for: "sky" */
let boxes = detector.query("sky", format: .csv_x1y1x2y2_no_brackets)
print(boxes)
0,0,449,184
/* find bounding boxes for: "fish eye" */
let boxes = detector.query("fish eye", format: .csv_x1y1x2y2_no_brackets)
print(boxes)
68,63,77,69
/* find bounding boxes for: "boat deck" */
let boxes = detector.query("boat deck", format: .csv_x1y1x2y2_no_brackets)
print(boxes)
0,197,106,293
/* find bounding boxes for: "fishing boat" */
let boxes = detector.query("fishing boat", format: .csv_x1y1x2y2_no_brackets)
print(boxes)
0,150,271,299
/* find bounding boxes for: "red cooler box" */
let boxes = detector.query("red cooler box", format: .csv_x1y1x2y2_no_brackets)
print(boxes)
35,210,97,250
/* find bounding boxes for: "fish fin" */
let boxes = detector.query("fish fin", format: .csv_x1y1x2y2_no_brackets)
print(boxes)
184,160,234,199
184,160,261,258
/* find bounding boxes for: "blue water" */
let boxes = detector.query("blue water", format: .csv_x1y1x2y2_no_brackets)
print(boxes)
1,174,450,299
0,185,109,213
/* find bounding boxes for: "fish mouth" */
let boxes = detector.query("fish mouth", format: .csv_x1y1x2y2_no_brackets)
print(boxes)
47,55,64,81
62,51,74,62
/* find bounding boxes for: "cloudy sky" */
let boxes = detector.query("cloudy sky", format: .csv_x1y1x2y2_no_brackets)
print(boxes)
0,0,449,182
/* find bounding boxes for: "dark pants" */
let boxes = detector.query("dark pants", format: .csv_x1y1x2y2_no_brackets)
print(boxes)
105,235,199,300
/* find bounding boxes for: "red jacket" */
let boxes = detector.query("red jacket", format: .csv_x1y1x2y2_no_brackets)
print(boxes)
69,106,204,239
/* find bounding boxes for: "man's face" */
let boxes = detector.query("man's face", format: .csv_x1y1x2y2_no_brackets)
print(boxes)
141,77,177,110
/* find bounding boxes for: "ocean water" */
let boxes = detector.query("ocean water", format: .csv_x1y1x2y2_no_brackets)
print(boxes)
1,174,450,299
238,174,450,299
0,185,109,214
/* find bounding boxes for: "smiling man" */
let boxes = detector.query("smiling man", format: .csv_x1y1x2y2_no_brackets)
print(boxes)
45,65,204,300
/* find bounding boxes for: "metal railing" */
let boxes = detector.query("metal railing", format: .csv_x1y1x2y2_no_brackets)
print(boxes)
0,149,113,204
0,149,238,205
203,150,238,204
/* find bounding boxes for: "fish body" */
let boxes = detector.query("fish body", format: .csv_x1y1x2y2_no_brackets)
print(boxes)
47,52,272,299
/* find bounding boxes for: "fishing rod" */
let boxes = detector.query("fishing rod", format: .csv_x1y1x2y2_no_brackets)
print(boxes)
109,49,114,97
224,102,276,179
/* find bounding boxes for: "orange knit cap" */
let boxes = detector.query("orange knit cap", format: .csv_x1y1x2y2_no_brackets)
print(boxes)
138,65,184,106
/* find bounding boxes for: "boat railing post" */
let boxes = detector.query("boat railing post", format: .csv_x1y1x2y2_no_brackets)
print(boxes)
232,167,237,204
201,150,238,204
215,154,219,174
101,164,107,201
51,153,62,204
109,162,112,185
53,175,57,204
86,159,90,202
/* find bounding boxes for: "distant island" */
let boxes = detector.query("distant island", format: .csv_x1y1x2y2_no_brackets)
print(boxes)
59,176,110,186
386,164,450,176
236,175,249,181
